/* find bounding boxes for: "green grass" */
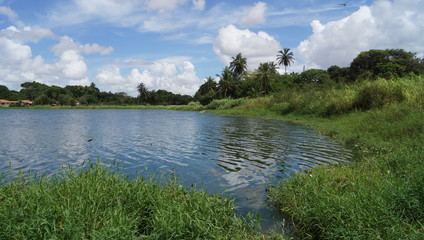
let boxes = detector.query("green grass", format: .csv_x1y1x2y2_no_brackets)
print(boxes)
0,162,279,239
267,106,423,239
214,76,424,239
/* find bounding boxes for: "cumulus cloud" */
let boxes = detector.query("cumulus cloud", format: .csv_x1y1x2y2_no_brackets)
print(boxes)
192,0,205,11
56,50,88,79
0,25,113,91
213,24,282,70
96,58,202,96
297,0,424,69
239,2,267,26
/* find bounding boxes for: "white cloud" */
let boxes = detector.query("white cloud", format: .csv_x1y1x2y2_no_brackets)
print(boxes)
192,0,205,11
74,0,136,18
239,2,267,26
57,50,88,79
96,58,201,96
0,26,55,43
0,25,111,91
81,43,114,55
52,35,113,56
0,6,18,21
297,0,424,69
145,0,187,11
0,37,32,64
213,24,282,70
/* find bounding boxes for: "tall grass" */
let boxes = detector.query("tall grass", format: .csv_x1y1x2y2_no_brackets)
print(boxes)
0,162,276,239
269,76,423,117
267,105,424,239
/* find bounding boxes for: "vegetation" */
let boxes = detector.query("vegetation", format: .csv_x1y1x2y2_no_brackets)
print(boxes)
0,82,193,106
212,75,424,239
194,49,424,239
194,49,423,106
0,162,276,239
276,48,295,74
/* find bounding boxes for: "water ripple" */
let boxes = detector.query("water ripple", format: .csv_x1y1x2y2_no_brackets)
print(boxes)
0,109,355,230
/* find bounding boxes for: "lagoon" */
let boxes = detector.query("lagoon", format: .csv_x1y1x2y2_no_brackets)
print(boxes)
0,109,354,230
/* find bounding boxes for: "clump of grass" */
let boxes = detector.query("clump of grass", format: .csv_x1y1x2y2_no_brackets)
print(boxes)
354,78,405,110
206,98,246,110
0,162,276,239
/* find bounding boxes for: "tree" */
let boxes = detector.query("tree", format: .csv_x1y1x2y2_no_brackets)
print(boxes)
218,67,237,98
194,77,218,105
327,65,351,83
229,53,247,80
0,85,10,99
255,62,278,94
295,69,332,85
137,82,149,104
195,77,217,97
350,49,424,81
20,81,48,100
276,48,295,74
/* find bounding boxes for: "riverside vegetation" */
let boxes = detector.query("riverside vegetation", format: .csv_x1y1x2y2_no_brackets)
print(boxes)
1,48,423,239
214,75,424,239
0,161,277,239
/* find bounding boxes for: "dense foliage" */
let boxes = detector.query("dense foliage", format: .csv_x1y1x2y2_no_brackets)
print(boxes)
194,49,424,105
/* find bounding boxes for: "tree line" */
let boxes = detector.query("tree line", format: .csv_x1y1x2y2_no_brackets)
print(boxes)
1,48,422,106
193,48,424,105
0,82,193,106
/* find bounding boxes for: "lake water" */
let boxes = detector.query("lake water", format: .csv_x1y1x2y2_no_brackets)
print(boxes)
0,109,354,231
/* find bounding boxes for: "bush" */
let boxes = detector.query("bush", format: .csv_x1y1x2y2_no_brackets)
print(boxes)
354,79,405,110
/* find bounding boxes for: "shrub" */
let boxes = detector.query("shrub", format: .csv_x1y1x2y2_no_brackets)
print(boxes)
354,79,405,110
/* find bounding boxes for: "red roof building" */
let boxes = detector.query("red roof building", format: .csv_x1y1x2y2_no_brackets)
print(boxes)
0,99,33,107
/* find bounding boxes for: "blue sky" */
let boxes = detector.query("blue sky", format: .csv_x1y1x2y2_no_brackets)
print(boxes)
0,0,423,96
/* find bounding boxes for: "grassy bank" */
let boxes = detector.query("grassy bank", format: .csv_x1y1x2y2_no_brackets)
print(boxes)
0,162,279,239
214,76,424,239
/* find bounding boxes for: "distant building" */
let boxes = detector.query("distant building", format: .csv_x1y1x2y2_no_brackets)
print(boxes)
0,99,33,107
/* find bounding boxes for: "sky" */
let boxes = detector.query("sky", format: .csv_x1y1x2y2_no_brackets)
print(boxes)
0,0,423,97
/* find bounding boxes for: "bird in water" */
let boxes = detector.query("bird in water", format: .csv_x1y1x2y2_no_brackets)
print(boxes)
87,138,94,142
340,0,351,6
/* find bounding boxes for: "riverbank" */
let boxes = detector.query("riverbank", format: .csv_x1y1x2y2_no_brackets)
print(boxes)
0,161,282,239
213,77,424,239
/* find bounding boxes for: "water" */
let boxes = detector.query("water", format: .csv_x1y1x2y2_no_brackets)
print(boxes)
0,109,354,231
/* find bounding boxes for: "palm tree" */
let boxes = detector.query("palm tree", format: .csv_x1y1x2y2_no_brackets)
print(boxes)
218,67,236,98
256,62,278,94
229,53,247,80
197,77,217,96
276,48,295,74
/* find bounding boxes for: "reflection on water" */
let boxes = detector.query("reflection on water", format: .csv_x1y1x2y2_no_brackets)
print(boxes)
0,109,354,231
